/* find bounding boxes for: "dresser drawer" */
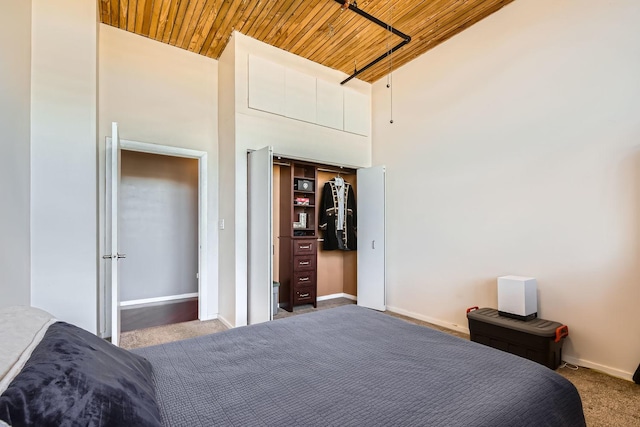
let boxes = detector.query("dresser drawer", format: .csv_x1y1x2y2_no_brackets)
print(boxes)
293,271,316,287
293,286,315,305
293,255,316,272
293,240,317,255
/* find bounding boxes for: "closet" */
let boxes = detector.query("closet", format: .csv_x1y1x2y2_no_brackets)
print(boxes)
273,159,358,312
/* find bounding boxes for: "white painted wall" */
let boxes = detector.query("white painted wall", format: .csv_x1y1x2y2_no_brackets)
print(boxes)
218,32,373,327
98,24,219,329
0,1,31,307
119,151,198,301
30,0,98,332
217,37,237,328
372,0,640,380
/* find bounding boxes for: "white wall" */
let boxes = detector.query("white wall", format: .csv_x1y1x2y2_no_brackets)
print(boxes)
0,1,31,307
372,0,640,380
30,0,98,332
218,32,373,327
217,37,237,328
119,151,198,301
98,24,219,328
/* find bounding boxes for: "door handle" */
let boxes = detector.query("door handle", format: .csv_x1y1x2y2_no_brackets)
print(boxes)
372,240,375,249
102,253,127,260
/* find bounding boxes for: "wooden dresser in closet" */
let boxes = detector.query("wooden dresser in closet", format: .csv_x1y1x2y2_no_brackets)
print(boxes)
278,162,318,311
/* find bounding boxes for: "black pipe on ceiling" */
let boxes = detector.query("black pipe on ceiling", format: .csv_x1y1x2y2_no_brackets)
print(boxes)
333,0,411,85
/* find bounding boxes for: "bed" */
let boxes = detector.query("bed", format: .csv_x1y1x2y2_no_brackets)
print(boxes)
0,305,585,427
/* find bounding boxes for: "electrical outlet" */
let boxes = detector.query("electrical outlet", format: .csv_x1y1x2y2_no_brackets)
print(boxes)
219,219,225,230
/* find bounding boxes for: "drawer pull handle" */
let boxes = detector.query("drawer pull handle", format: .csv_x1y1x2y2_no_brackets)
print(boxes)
299,277,310,282
299,245,311,249
299,261,310,266
299,293,310,298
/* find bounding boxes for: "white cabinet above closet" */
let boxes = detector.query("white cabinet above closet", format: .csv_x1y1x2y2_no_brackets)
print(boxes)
248,55,285,116
344,89,370,136
285,68,317,123
247,54,370,136
316,79,344,131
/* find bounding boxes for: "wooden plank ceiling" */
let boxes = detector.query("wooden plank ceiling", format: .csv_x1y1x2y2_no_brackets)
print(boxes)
99,0,514,83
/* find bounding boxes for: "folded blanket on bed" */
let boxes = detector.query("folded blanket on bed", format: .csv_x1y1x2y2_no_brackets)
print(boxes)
0,306,56,395
0,318,161,427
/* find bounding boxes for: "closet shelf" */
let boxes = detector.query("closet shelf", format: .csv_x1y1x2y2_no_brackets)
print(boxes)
279,161,318,312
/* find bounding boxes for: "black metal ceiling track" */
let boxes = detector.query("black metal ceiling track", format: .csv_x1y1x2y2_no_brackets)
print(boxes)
334,0,411,85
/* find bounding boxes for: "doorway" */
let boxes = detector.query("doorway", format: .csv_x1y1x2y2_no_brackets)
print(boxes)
119,151,199,332
246,148,386,325
102,129,209,346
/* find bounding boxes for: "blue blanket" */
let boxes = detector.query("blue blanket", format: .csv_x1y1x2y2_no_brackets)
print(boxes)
0,322,162,427
134,305,585,427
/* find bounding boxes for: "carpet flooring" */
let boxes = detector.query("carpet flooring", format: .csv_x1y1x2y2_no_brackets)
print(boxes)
120,298,640,427
119,317,227,349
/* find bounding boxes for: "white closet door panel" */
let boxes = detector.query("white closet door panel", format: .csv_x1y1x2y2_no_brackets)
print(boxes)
285,68,316,123
248,55,285,116
316,79,343,130
248,146,274,325
344,88,370,136
357,165,385,311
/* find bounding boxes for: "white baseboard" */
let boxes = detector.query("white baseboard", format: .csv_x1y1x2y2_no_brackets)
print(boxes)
386,306,636,383
317,293,357,302
200,313,218,322
120,292,198,308
561,355,634,382
385,305,471,335
217,314,233,329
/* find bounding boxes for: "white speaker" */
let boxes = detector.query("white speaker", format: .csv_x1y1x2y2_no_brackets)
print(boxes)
497,275,537,321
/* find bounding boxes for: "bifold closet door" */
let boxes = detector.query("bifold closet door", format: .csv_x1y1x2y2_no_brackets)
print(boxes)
357,165,386,311
248,146,274,324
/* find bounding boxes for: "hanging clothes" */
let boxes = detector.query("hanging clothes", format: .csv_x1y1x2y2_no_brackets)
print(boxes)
319,177,357,251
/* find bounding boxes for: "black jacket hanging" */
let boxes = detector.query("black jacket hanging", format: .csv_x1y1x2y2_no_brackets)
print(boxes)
319,178,357,251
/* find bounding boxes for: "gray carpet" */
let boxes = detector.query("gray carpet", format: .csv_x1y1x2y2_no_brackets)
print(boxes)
120,317,227,349
121,298,640,427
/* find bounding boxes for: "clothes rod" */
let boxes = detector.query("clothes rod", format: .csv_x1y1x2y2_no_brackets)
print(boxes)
317,167,355,175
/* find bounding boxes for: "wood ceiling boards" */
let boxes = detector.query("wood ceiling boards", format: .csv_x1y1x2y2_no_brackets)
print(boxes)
99,0,515,84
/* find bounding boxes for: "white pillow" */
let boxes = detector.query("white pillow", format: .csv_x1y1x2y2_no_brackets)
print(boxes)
0,306,56,394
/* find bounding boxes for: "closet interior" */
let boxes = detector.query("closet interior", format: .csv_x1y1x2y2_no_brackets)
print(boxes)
273,158,358,313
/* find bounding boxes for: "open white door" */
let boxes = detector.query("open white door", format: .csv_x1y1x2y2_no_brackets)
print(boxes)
357,165,386,311
105,122,123,345
248,146,273,324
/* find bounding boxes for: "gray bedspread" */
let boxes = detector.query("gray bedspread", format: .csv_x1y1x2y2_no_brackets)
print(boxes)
133,305,585,427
